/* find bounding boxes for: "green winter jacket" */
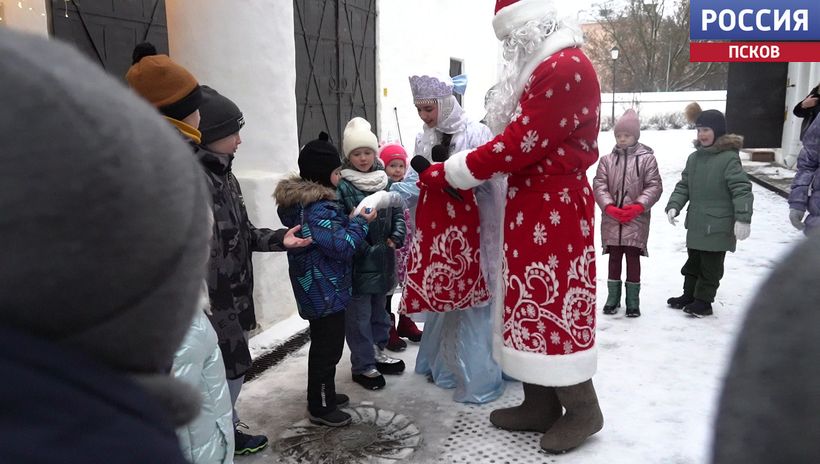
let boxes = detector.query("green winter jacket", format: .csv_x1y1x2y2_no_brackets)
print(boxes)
666,134,753,252
337,175,406,294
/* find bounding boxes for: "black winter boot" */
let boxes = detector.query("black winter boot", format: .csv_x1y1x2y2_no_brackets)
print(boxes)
683,299,713,317
540,380,604,454
489,383,563,432
308,408,352,427
667,294,694,309
603,280,621,315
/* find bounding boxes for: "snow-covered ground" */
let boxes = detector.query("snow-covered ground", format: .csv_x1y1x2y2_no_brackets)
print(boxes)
237,129,803,464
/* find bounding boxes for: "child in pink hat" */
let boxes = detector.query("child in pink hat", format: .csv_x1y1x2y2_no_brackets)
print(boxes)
593,109,663,318
378,143,423,351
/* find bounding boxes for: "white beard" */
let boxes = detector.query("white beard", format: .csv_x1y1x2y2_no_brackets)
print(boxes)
485,19,584,136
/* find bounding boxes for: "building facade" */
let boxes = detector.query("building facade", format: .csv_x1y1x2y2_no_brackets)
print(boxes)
3,0,499,331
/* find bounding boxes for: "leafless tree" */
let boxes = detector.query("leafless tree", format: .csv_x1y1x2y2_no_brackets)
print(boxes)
585,0,727,92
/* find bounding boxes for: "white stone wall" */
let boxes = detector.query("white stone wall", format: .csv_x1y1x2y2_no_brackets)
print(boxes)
1,0,48,36
166,0,299,331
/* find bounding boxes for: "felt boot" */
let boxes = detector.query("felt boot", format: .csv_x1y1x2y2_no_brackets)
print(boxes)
489,383,563,432
539,379,604,454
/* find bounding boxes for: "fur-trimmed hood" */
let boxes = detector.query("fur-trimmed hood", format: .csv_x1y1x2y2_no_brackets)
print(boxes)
273,175,336,209
695,134,744,152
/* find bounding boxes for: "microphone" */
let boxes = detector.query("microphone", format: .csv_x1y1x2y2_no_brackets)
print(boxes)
431,144,450,162
411,155,463,202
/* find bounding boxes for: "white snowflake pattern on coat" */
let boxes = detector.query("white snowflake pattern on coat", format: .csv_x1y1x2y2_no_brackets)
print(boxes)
447,46,601,387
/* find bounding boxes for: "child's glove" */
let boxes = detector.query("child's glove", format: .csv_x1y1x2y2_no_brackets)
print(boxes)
734,221,751,241
667,208,678,226
619,203,645,223
789,208,806,231
605,205,625,221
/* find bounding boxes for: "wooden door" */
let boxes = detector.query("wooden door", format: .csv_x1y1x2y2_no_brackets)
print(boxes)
50,0,168,81
294,0,377,148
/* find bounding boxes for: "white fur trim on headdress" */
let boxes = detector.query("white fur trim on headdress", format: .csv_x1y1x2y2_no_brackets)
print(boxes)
342,117,379,158
444,149,484,189
493,0,558,40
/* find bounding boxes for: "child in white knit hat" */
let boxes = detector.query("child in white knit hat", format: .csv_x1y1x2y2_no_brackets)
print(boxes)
337,117,407,390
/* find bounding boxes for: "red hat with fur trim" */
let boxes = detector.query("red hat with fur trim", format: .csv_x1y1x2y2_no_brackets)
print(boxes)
493,0,558,40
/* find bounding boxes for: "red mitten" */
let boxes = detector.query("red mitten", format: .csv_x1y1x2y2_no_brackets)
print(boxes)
620,203,645,223
418,163,449,191
605,204,625,221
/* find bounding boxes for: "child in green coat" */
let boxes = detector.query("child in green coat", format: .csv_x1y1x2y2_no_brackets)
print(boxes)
665,104,754,317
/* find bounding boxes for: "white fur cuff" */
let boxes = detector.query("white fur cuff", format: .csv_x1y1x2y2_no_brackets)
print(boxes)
444,150,483,189
499,344,598,387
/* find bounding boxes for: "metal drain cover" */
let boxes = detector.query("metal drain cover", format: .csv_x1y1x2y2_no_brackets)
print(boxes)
276,406,422,463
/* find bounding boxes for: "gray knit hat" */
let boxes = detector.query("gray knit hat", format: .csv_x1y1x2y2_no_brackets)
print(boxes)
0,29,211,424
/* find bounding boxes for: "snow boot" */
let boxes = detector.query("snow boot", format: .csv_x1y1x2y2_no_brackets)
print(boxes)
375,345,405,374
668,275,696,309
683,299,713,317
386,313,407,352
397,314,423,342
667,294,694,309
308,408,352,427
335,393,350,408
539,379,604,454
625,281,640,318
602,280,621,315
489,383,563,432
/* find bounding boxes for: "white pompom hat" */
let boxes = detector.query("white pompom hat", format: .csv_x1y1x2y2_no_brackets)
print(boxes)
342,117,379,159
492,0,558,40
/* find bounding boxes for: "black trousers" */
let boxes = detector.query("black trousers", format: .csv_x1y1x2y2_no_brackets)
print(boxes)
307,310,346,415
681,248,726,303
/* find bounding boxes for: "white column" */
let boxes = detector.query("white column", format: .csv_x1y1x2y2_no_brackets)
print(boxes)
1,0,48,36
166,0,299,330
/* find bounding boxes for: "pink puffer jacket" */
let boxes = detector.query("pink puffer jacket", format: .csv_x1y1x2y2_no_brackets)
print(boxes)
593,142,663,255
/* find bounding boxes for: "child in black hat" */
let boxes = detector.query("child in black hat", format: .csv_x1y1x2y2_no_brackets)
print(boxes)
665,103,754,317
274,132,376,426
195,85,311,455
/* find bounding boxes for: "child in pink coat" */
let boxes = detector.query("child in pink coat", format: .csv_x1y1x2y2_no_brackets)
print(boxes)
593,109,663,317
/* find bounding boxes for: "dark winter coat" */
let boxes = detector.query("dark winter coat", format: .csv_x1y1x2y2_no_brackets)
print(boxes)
788,116,820,233
666,134,754,253
196,147,287,379
792,85,820,141
274,176,369,320
0,326,189,464
593,142,663,255
336,174,406,295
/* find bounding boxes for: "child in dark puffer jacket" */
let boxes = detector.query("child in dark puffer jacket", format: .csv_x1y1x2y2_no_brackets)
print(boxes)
274,132,375,427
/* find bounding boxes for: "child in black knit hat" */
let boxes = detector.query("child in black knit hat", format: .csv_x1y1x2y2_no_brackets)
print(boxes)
195,85,311,455
665,103,754,317
274,132,376,427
